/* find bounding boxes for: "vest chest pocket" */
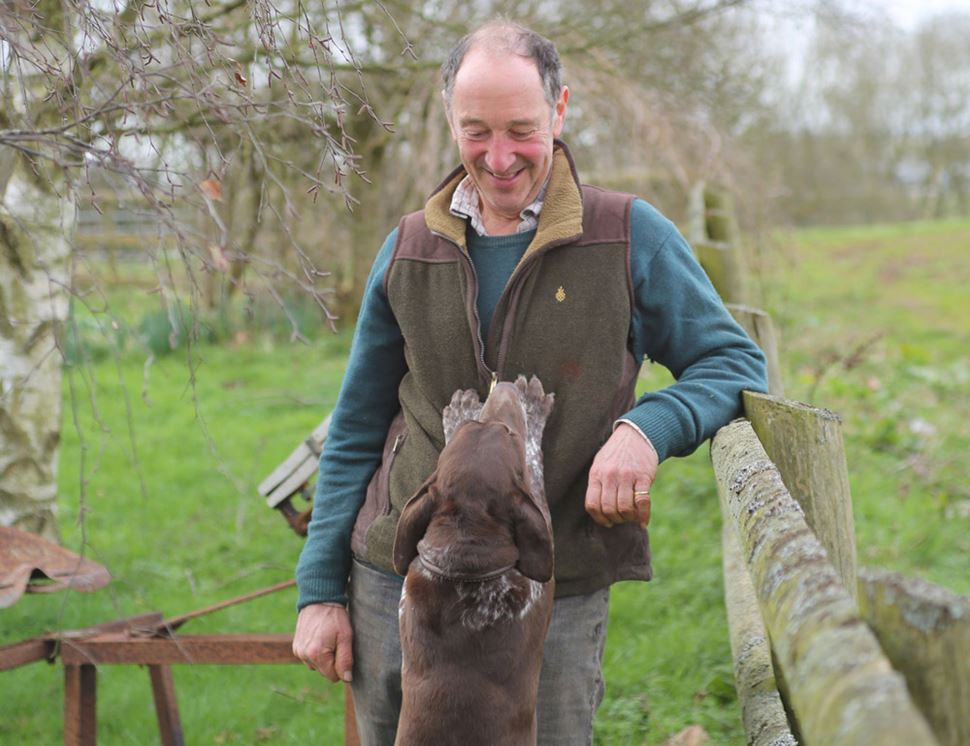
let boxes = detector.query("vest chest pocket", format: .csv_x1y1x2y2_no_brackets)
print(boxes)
350,411,408,557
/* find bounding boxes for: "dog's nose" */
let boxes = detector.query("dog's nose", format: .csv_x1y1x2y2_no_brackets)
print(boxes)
479,382,527,436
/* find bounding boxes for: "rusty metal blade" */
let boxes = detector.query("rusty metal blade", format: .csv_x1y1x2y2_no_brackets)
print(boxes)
0,527,110,608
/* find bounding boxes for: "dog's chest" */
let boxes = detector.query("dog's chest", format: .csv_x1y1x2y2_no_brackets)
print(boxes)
401,564,546,633
455,572,545,631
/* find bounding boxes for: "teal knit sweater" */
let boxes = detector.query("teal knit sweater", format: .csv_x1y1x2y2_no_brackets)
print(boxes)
295,198,767,608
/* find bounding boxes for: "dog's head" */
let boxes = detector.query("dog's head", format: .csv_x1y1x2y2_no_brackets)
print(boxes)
392,383,553,582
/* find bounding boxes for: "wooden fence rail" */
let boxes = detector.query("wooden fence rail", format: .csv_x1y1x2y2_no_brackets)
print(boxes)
694,182,969,745
712,419,939,745
720,520,795,746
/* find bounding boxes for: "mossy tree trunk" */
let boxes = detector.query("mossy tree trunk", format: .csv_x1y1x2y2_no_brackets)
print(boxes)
0,151,76,539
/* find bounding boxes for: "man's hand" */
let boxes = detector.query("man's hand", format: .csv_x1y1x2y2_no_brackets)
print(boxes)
585,422,659,527
293,603,354,682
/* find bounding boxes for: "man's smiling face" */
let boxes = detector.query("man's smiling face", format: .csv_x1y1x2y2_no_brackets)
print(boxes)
446,47,568,235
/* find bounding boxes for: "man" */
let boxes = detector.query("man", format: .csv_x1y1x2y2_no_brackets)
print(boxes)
293,21,767,745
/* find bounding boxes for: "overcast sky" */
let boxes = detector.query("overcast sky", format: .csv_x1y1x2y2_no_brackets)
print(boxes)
866,0,967,28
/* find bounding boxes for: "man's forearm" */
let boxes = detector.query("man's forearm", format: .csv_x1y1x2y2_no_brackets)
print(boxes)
295,229,406,608
626,199,768,461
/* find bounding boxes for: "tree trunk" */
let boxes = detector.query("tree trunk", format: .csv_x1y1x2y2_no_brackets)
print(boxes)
0,151,75,540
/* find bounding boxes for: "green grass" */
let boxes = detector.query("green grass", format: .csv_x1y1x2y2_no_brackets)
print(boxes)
760,218,970,593
2,218,968,744
2,341,351,745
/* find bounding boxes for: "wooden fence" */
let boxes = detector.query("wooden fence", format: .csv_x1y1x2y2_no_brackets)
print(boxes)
688,183,970,746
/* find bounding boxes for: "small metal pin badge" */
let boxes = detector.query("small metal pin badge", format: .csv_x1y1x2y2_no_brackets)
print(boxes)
555,286,566,302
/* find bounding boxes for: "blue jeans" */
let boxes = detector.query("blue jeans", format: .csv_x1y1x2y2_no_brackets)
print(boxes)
347,558,610,746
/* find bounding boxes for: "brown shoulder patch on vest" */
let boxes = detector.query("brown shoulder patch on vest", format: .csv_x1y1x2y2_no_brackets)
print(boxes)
578,186,634,245
386,211,463,295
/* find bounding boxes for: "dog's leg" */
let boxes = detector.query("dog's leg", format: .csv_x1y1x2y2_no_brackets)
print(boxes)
442,388,483,444
514,375,555,502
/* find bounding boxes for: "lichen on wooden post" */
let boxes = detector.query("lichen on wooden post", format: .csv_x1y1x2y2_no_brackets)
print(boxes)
742,391,858,602
721,518,796,746
712,419,938,745
857,568,970,746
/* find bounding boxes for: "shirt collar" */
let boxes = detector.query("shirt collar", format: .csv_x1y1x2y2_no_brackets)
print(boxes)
449,176,548,237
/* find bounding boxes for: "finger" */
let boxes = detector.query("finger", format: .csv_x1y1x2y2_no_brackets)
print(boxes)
335,627,354,683
634,491,651,526
615,480,639,523
293,637,314,668
315,646,339,682
585,480,610,527
632,480,651,523
599,483,624,527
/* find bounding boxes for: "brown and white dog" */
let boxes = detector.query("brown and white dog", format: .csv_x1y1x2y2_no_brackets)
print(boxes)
392,376,555,746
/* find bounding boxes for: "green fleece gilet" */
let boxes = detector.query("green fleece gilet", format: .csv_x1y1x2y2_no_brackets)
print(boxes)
350,145,651,596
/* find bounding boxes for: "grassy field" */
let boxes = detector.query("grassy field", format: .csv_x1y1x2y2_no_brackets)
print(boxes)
2,218,968,744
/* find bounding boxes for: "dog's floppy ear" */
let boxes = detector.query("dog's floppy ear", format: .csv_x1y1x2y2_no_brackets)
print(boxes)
392,472,439,576
512,484,554,582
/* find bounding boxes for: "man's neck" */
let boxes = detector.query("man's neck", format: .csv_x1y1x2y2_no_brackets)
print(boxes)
480,210,522,236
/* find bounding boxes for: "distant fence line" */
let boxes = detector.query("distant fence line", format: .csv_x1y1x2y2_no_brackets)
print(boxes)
688,183,970,746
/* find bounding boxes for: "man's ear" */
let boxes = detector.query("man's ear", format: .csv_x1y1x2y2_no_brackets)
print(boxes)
392,473,439,576
552,85,569,138
512,484,554,582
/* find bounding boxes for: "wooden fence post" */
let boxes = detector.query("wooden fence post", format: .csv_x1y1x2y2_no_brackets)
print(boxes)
687,182,747,304
857,568,970,746
712,419,938,745
687,181,708,248
742,391,858,601
727,304,784,398
690,181,794,740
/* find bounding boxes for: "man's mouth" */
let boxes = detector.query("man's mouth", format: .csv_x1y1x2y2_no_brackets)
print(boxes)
486,169,523,184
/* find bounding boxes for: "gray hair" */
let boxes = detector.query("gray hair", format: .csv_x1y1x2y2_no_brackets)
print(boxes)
441,21,563,110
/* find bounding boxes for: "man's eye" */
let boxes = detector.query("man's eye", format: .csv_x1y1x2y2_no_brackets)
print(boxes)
510,130,535,140
465,130,487,140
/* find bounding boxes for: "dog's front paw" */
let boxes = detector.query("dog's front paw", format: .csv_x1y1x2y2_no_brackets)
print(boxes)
514,375,555,434
443,388,484,443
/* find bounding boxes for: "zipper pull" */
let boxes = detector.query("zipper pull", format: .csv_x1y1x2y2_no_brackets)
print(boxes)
489,371,498,394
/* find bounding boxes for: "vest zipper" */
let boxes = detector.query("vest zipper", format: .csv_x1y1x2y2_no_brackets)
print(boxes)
490,242,568,377
430,230,495,393
489,256,537,378
433,230,580,393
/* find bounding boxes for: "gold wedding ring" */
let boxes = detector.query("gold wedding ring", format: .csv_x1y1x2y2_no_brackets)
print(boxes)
634,490,650,496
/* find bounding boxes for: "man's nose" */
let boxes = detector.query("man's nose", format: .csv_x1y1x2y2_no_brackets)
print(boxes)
484,135,516,175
